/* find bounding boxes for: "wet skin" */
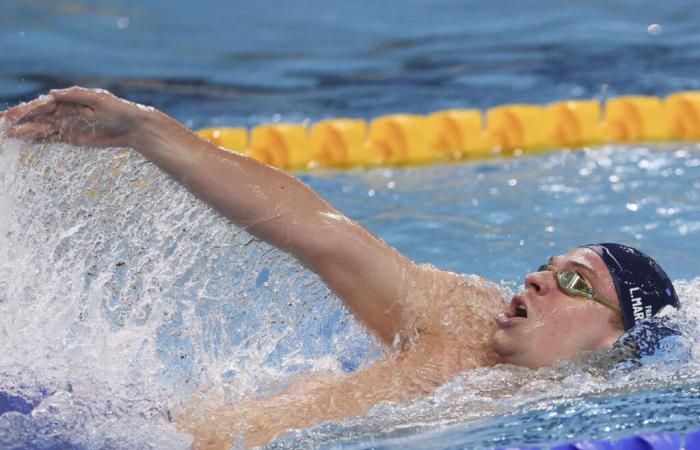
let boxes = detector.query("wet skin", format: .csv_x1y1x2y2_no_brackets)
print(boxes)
1,88,624,449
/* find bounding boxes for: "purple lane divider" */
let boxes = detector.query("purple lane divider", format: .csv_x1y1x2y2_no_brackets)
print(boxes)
685,429,700,450
495,429,700,450
613,432,680,450
551,440,615,450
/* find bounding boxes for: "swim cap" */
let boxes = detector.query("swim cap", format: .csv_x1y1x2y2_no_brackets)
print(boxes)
584,243,680,331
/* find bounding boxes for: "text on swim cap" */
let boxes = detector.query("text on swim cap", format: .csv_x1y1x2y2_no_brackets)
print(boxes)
629,287,652,320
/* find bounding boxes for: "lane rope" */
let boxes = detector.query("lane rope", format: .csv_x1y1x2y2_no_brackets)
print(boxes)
196,91,700,170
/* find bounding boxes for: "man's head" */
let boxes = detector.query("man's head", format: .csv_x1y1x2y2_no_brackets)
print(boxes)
491,244,679,369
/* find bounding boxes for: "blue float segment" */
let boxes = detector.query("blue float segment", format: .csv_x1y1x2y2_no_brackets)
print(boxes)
613,432,680,450
685,430,700,450
551,440,614,450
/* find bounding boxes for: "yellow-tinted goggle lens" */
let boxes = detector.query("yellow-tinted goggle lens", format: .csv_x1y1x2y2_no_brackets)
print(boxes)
537,265,592,298
556,270,593,298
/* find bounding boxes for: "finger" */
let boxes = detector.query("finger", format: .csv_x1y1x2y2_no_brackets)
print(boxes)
1,95,56,124
5,122,57,141
50,86,108,108
16,98,58,124
33,132,63,144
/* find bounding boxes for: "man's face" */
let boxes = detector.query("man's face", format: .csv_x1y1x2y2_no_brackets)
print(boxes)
491,247,624,369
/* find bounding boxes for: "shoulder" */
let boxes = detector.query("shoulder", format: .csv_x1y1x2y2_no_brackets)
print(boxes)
400,264,503,341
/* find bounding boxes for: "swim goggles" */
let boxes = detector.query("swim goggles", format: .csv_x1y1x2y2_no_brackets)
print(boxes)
538,264,622,315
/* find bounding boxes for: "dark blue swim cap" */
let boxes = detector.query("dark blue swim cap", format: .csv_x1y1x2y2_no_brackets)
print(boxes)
584,243,680,332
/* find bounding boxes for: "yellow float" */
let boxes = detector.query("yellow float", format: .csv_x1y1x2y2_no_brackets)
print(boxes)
195,90,700,170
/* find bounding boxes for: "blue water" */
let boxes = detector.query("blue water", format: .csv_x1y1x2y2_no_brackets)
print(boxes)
3,0,700,126
2,1,700,449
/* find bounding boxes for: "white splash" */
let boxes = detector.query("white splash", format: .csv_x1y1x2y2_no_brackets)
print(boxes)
0,134,373,449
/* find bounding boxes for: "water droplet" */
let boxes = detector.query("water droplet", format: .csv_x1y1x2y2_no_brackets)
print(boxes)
571,86,585,96
647,23,663,35
117,16,130,30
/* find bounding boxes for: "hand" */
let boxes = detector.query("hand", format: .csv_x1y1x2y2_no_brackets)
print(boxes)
0,86,155,149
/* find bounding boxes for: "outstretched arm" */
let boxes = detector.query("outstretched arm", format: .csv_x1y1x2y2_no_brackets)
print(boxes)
0,87,422,344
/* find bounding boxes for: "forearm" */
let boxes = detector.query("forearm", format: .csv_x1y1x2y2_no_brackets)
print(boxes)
193,351,442,448
239,385,365,447
132,110,337,256
204,371,375,448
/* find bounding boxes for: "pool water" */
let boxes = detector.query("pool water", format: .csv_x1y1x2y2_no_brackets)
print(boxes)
2,1,700,449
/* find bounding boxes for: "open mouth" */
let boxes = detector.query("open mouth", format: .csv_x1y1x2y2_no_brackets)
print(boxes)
508,295,528,319
496,294,529,328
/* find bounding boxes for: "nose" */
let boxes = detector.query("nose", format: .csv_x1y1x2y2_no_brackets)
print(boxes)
525,271,553,296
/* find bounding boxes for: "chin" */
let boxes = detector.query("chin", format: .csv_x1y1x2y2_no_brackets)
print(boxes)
491,331,551,369
490,329,518,363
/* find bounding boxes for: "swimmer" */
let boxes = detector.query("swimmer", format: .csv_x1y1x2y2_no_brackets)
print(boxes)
0,87,681,449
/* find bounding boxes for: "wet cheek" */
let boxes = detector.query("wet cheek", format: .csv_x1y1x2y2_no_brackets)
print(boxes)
527,307,546,323
526,304,560,332
544,306,583,339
